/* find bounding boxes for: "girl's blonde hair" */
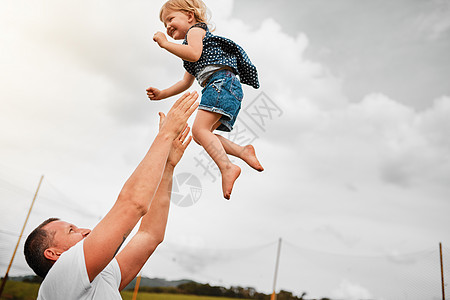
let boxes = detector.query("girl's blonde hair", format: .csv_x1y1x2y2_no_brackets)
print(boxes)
160,0,210,25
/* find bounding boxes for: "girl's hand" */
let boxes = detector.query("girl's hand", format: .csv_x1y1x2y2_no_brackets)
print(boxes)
153,31,168,48
146,87,163,100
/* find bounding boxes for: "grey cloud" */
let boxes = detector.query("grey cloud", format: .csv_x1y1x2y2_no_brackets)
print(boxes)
233,0,450,110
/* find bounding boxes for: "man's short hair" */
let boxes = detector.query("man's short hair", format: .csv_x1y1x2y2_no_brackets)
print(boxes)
24,217,60,278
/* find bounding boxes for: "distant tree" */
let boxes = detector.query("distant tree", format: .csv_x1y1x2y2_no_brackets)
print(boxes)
177,282,222,296
274,290,308,300
127,278,309,300
253,292,270,300
138,286,179,294
22,276,43,284
277,290,294,300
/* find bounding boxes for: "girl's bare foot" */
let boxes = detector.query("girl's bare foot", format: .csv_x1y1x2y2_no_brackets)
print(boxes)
241,145,264,172
221,164,241,200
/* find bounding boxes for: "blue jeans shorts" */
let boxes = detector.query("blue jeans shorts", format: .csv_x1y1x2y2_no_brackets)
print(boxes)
200,69,243,132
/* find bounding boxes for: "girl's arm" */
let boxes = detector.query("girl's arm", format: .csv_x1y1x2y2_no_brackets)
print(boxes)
154,27,205,62
147,71,195,100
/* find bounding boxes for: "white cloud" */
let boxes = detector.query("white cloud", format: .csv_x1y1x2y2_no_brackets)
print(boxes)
261,91,450,191
378,95,450,187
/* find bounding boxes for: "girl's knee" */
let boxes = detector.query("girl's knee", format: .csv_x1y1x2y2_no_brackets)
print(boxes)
192,118,217,144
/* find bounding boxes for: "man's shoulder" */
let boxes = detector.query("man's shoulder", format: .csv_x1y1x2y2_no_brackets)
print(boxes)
39,241,122,299
38,240,89,299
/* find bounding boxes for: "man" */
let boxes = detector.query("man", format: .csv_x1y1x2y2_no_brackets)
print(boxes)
24,92,199,299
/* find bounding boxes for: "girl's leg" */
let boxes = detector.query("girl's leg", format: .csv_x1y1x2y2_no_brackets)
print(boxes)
215,134,264,172
210,120,264,172
192,110,241,200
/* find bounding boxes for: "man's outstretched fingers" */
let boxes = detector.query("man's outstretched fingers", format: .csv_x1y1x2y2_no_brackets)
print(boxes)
158,112,166,129
160,91,199,140
179,91,198,112
181,94,199,118
186,99,199,117
172,91,191,110
180,125,190,142
183,135,193,150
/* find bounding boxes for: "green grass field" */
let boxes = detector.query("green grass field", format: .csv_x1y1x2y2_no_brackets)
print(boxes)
121,291,246,300
0,280,40,300
0,281,246,300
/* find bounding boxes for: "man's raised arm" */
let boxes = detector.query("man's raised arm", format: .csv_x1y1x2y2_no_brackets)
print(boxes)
82,92,198,282
117,114,193,290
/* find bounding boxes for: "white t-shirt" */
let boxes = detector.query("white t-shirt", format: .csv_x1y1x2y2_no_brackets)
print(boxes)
37,239,122,300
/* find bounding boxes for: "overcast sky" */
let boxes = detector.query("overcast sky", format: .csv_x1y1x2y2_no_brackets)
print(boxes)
1,0,449,299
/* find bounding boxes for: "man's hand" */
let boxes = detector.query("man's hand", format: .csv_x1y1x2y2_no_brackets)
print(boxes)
153,31,168,48
146,87,164,100
159,91,199,140
159,112,192,168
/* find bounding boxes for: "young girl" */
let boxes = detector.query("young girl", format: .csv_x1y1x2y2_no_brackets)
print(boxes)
147,0,263,199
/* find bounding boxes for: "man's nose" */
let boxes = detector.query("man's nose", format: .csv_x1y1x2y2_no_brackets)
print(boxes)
80,228,91,237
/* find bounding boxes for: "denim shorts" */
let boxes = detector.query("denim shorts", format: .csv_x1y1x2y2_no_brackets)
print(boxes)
200,69,243,132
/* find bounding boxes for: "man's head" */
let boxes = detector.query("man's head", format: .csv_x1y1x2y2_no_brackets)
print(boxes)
24,218,91,278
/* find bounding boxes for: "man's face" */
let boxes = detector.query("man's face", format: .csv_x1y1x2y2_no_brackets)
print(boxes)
43,220,91,261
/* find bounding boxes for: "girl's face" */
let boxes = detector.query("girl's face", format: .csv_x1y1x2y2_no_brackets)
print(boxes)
161,9,195,40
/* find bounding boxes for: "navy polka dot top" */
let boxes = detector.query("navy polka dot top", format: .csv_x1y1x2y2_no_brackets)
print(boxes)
182,23,260,89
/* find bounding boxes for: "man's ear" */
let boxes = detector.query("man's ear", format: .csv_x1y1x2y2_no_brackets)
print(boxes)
43,248,61,262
